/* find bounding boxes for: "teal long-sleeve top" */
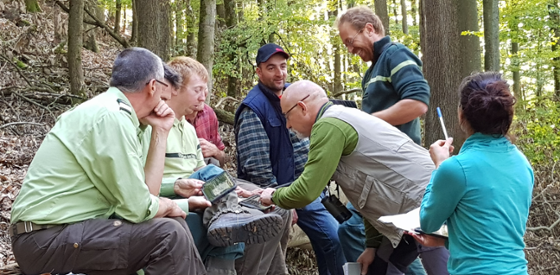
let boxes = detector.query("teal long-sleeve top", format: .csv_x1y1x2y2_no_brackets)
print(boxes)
420,133,534,275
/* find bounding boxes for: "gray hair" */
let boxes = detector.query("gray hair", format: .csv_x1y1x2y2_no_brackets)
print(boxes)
109,47,164,93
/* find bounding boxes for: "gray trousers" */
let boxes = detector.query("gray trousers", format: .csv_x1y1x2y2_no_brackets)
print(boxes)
234,179,292,275
11,217,206,275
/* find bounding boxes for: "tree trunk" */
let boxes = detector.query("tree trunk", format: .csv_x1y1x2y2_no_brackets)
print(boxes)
508,8,522,104
420,0,465,148
392,0,399,26
401,0,408,34
410,0,417,26
375,0,390,35
83,0,100,53
186,0,197,57
197,0,216,99
550,3,560,100
175,1,185,55
114,0,122,34
122,1,127,33
457,0,481,78
53,6,65,45
330,0,342,98
225,0,238,98
137,0,171,61
536,29,544,99
131,0,138,45
25,0,42,12
511,42,522,101
483,0,500,71
68,0,85,99
216,2,226,30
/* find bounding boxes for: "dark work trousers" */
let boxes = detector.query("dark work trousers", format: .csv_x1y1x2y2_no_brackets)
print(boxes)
368,235,421,275
234,179,292,275
11,217,207,275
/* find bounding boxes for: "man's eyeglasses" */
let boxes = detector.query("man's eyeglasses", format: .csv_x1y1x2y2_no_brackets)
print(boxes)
344,28,364,48
147,79,169,87
283,94,310,118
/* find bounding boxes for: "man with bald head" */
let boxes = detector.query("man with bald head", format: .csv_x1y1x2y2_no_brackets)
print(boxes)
234,43,344,275
260,80,436,275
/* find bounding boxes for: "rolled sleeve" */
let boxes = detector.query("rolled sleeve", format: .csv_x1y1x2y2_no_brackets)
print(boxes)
146,194,160,220
160,177,178,197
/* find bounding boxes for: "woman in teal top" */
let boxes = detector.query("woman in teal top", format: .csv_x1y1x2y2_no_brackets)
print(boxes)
413,72,534,275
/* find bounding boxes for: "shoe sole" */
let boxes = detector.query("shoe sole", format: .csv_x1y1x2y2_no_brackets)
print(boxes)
207,214,283,247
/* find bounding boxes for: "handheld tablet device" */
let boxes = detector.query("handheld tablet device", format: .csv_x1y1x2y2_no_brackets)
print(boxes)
201,171,237,204
239,194,272,211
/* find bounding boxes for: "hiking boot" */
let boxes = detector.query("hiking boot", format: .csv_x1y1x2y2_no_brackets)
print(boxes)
207,212,283,247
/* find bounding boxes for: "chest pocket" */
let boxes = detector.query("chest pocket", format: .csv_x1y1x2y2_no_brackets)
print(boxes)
358,175,404,216
267,116,282,127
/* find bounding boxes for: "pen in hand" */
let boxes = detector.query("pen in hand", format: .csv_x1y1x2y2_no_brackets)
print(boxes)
436,107,449,140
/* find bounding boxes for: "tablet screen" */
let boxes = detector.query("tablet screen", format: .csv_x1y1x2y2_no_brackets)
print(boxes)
202,171,236,203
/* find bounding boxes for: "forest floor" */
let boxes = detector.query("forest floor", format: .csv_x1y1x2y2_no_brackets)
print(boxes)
1,1,560,274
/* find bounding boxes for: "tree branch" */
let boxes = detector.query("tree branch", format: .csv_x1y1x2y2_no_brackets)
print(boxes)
527,213,560,232
0,122,46,130
54,0,130,48
12,92,55,119
215,96,239,109
0,54,33,87
214,108,234,125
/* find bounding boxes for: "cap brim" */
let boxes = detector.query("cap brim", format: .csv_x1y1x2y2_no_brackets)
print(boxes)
259,51,290,65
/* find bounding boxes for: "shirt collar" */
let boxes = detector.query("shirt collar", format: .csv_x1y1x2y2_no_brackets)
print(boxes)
173,116,185,128
315,101,334,123
459,132,511,154
372,36,392,64
258,81,290,100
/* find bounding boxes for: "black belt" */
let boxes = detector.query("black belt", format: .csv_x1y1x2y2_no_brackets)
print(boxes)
9,221,59,237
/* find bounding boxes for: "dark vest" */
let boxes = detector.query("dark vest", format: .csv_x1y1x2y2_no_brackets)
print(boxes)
234,82,295,186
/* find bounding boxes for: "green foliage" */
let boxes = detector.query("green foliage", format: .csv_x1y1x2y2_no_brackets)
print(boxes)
501,0,559,98
514,98,560,165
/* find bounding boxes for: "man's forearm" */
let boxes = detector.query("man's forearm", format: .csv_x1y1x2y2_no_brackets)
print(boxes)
372,99,427,126
214,150,227,168
144,128,169,196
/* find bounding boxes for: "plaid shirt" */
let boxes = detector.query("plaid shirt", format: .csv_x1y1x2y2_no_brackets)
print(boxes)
236,107,309,187
188,103,225,150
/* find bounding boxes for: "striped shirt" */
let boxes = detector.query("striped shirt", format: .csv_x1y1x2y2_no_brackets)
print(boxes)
361,36,430,145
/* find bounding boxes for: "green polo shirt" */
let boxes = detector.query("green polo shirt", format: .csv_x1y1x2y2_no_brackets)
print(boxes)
141,117,205,198
11,87,159,225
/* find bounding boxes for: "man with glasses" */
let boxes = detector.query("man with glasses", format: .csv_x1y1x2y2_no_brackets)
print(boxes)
260,80,437,275
10,47,206,275
335,6,448,275
234,43,346,275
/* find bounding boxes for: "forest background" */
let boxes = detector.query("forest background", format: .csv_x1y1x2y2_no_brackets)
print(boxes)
1,0,560,274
